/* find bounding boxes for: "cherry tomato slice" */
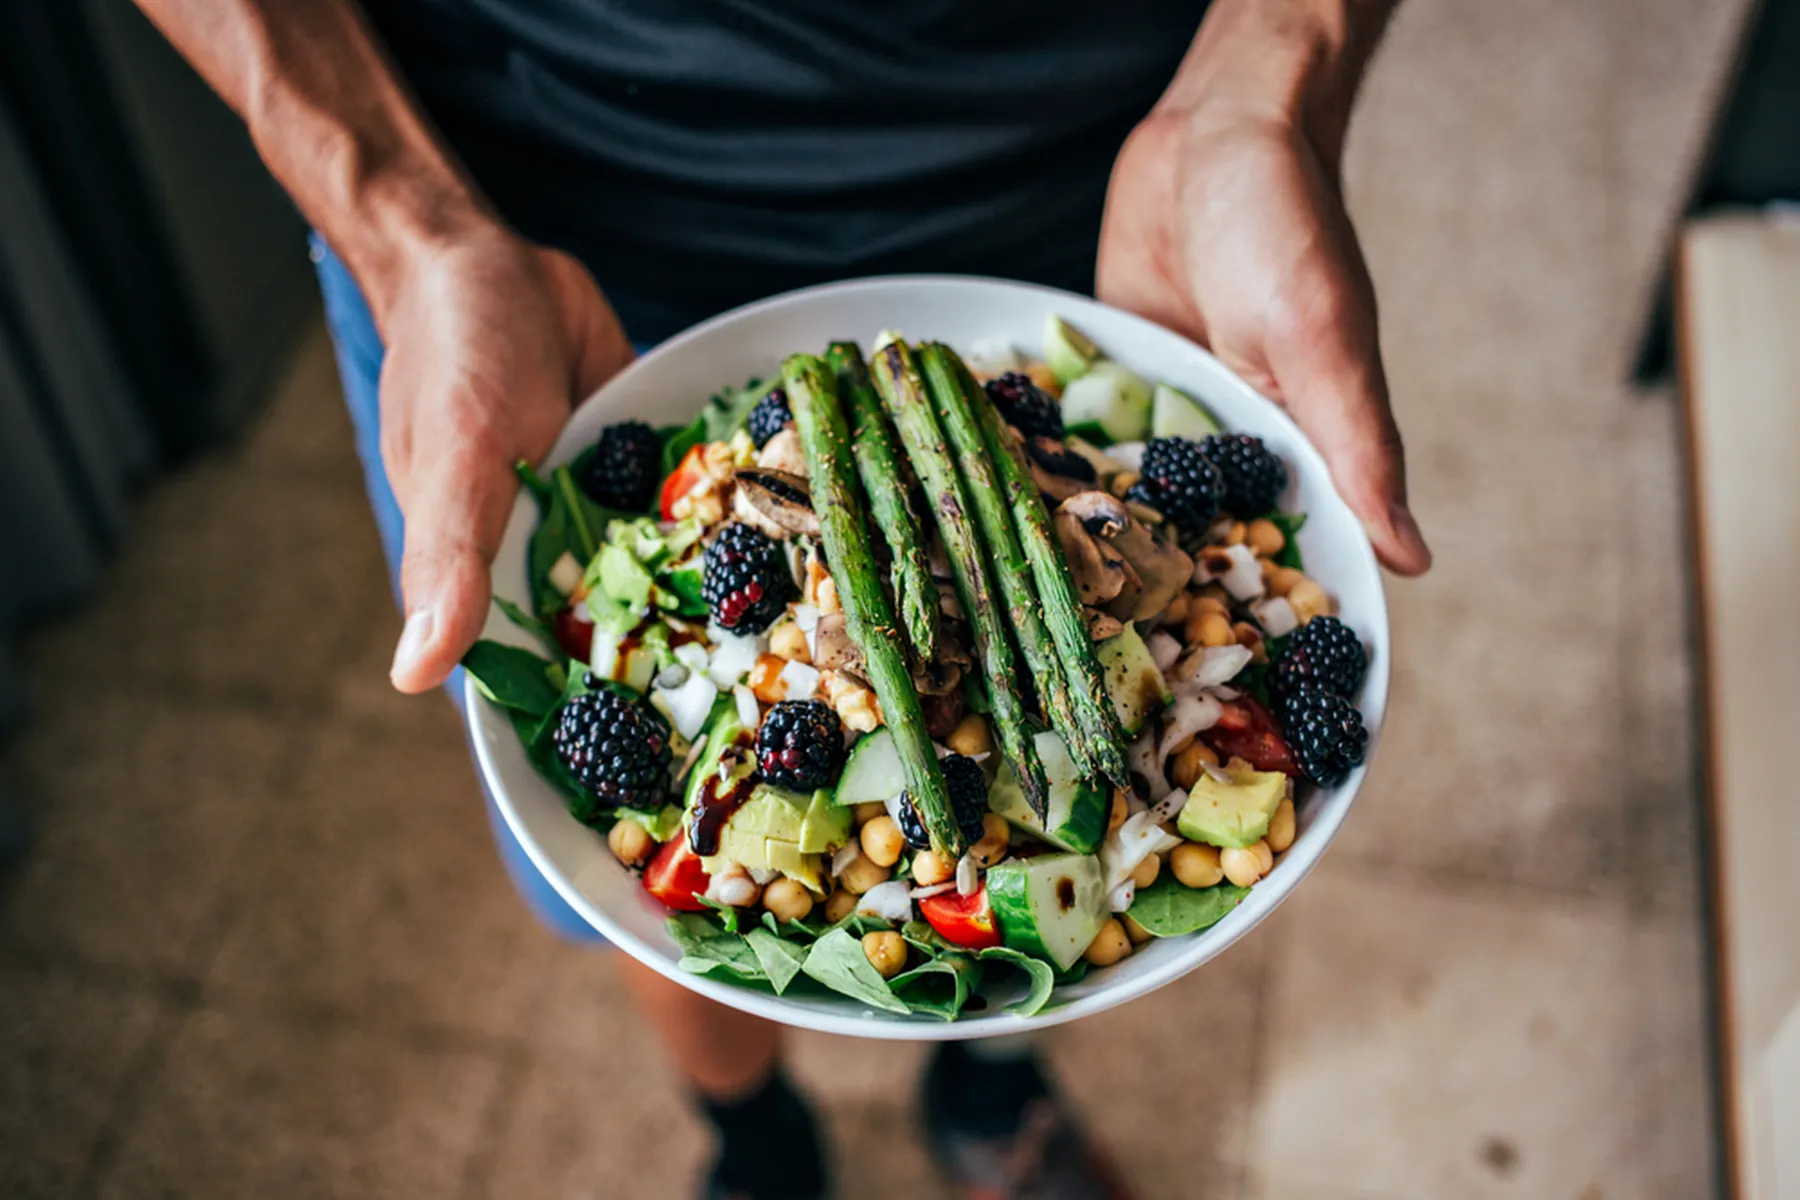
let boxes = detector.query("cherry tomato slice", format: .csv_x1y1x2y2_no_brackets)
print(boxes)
919,887,1003,950
641,834,711,912
551,605,595,662
659,444,709,522
1203,695,1299,777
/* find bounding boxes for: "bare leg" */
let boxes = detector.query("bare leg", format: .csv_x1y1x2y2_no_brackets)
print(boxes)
618,956,782,1099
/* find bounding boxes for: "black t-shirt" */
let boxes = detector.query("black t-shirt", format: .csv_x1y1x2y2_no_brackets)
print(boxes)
363,0,1209,342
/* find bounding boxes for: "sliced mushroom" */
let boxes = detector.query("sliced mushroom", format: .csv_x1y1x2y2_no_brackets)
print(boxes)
1084,609,1126,641
1053,502,1132,606
936,579,965,620
1031,457,1091,505
732,468,818,538
1054,492,1192,622
755,427,808,477
812,612,864,675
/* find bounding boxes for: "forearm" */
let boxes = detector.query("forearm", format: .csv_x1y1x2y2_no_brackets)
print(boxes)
133,0,495,328
1160,0,1398,169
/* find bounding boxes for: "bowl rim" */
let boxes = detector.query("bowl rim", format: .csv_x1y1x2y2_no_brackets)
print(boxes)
464,272,1390,1040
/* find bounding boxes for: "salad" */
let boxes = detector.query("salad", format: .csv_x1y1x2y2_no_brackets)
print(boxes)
464,318,1370,1020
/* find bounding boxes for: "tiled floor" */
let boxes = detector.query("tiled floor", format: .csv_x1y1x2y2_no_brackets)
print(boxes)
0,1,1747,1196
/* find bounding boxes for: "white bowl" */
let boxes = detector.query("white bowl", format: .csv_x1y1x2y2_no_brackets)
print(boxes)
465,275,1389,1040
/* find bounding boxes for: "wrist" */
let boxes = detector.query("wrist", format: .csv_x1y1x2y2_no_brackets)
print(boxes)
1155,0,1395,172
330,170,502,331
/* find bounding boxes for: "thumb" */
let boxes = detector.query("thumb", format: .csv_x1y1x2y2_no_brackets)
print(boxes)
390,430,516,693
1269,282,1432,577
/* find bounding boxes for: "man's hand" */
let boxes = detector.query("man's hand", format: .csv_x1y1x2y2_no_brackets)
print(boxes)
1097,1,1430,576
379,227,634,691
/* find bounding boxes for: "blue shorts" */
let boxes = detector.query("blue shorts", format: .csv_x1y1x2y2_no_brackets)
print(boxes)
310,234,606,943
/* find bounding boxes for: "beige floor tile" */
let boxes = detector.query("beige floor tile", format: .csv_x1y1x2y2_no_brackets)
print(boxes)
0,697,295,974
237,314,364,482
22,458,391,709
95,1007,504,1200
204,707,574,1041
479,1041,708,1200
0,962,167,1199
1249,862,1639,1200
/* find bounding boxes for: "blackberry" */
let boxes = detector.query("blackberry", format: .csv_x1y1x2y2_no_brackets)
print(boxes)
985,373,1064,441
702,523,797,633
1026,437,1097,483
755,700,844,791
1273,616,1366,700
897,753,989,851
552,687,672,810
578,420,662,511
1199,433,1288,518
1282,683,1367,787
1131,437,1225,530
747,388,792,449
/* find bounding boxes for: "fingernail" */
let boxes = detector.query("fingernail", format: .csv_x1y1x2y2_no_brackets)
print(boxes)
1390,502,1432,566
391,608,435,683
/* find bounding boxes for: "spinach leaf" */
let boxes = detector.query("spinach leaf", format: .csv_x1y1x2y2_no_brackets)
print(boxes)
977,946,1057,1016
527,465,631,616
659,415,708,477
493,597,563,660
667,913,766,983
462,640,563,718
695,895,743,933
1271,511,1307,570
800,928,910,1014
515,460,554,506
745,928,808,995
1127,878,1249,937
891,953,978,1021
703,376,780,443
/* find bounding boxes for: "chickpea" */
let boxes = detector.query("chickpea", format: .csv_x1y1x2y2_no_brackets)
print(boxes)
1170,842,1225,889
1193,592,1229,619
1223,521,1247,547
762,878,815,924
608,820,654,866
1250,838,1275,874
946,714,994,758
823,889,857,923
837,853,891,895
1122,914,1155,945
1170,741,1218,791
1109,470,1141,499
1245,518,1285,558
1267,565,1306,597
1160,592,1191,628
970,813,1011,867
912,850,955,887
749,654,787,703
1197,612,1236,648
1107,789,1130,835
1287,578,1331,624
1083,919,1133,967
1267,798,1297,853
862,930,909,979
1198,583,1231,608
852,801,888,827
1220,845,1265,888
769,621,810,663
1130,853,1161,889
1233,622,1268,663
1023,362,1061,398
860,816,907,868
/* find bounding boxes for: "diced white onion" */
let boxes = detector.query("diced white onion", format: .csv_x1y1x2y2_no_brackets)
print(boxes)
705,867,758,907
548,551,584,597
1148,787,1188,825
1221,543,1264,601
590,629,622,678
1252,596,1299,638
856,880,915,923
909,881,957,899
1193,645,1252,689
1146,629,1182,673
732,684,759,730
674,642,710,672
956,853,980,896
658,673,720,741
1158,692,1223,761
1099,810,1182,893
747,866,779,886
966,337,1022,376
1107,878,1137,913
707,627,765,687
831,842,863,877
1210,685,1241,701
1108,441,1146,471
777,659,820,702
1201,760,1233,784
674,733,710,786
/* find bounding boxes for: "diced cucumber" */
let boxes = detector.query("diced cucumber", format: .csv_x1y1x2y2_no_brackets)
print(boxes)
1150,383,1220,440
1097,624,1172,735
1058,362,1153,444
834,728,905,807
988,730,1109,854
986,853,1108,971
1043,314,1101,383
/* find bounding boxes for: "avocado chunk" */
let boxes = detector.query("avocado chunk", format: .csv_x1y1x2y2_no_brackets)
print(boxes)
1177,762,1288,848
707,785,830,892
1043,314,1101,383
798,790,852,855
